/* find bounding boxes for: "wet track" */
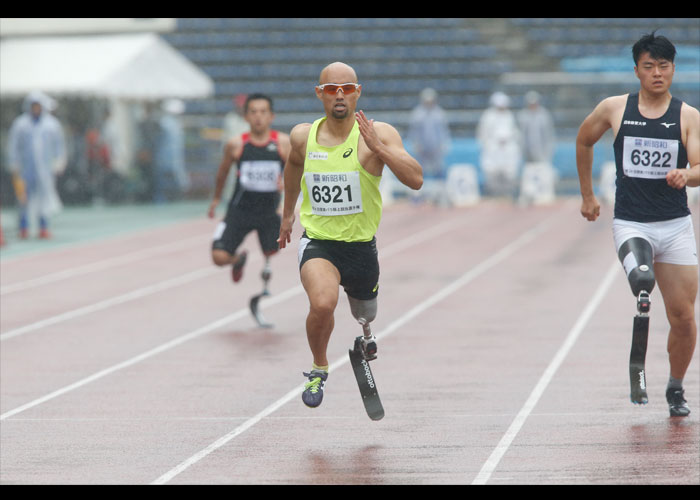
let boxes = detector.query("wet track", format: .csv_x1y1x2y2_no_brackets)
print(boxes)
1,198,698,484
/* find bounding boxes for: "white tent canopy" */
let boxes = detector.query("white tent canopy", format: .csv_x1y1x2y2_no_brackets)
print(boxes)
0,33,214,100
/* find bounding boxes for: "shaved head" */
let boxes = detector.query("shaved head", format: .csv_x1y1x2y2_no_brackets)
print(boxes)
319,62,358,84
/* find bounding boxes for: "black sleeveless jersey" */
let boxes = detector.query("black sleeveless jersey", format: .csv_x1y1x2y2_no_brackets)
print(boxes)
229,130,284,213
612,93,689,222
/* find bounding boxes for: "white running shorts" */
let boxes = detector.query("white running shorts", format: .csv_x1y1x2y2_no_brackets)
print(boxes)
613,215,698,266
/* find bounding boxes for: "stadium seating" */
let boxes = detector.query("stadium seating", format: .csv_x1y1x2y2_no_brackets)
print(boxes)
161,18,698,193
163,18,510,136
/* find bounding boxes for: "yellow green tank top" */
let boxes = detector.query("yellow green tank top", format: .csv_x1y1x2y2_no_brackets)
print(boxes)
300,117,382,242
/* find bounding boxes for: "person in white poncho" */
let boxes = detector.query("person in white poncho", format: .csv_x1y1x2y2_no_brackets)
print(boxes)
477,91,522,198
7,91,67,239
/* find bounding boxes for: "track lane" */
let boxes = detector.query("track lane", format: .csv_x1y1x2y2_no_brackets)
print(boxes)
0,200,697,484
1,203,499,417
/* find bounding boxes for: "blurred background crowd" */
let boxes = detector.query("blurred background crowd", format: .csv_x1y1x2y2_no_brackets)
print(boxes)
1,18,698,223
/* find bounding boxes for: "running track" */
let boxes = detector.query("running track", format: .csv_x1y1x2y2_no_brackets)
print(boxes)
1,198,698,484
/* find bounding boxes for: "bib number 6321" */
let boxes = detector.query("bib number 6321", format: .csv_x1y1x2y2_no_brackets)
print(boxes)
312,184,353,204
305,171,363,216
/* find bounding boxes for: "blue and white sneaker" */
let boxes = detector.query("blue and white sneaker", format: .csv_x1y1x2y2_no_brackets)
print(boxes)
302,370,328,408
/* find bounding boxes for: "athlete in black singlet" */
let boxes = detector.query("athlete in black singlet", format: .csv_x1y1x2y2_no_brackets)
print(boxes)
613,92,690,222
576,32,699,417
208,94,291,283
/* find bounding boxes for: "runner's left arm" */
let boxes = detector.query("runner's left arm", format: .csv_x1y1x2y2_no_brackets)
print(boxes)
667,104,700,189
356,110,423,190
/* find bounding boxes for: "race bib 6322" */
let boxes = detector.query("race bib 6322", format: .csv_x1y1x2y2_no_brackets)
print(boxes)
622,136,678,179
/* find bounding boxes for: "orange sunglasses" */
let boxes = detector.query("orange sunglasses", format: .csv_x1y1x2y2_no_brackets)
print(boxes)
317,83,360,95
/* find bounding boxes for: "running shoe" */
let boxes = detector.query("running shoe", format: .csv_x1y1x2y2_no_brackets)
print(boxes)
231,250,248,283
302,370,328,408
666,388,691,417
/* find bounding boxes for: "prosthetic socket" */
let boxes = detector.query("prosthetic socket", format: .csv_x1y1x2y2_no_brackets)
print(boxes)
349,296,378,360
618,237,655,314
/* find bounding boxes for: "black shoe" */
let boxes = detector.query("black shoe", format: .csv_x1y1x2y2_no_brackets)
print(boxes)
666,388,691,417
231,251,248,283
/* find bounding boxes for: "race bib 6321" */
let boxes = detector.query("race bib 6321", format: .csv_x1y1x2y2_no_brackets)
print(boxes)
305,171,363,216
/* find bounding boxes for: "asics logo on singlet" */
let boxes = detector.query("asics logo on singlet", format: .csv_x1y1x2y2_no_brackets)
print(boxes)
660,122,676,128
624,120,646,126
343,148,353,158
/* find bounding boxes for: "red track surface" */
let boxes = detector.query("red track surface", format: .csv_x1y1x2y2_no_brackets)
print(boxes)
1,199,698,484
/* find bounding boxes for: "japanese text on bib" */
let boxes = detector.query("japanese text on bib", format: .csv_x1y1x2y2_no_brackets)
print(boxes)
622,136,679,179
304,171,363,216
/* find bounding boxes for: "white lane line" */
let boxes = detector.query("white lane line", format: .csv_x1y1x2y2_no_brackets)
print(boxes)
0,267,219,341
0,306,250,421
0,233,210,295
151,212,560,485
0,209,479,420
471,259,620,485
0,209,477,342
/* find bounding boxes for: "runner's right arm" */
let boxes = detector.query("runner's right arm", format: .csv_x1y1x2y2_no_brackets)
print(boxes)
208,137,242,218
576,97,617,221
278,124,310,249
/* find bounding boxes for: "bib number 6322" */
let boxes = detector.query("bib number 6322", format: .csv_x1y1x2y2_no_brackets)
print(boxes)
622,136,678,179
630,149,672,168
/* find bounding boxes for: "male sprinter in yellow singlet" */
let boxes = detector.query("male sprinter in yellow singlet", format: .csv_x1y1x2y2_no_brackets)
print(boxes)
277,62,423,408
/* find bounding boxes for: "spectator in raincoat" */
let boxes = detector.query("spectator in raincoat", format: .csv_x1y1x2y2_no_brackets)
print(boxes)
477,91,522,198
408,87,451,180
518,90,556,164
7,91,67,239
154,99,190,202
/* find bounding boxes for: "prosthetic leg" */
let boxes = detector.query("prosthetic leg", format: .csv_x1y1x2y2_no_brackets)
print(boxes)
618,238,655,405
349,296,378,361
347,297,384,420
249,256,273,328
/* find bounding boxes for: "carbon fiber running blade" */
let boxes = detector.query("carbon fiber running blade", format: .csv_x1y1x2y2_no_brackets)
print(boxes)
629,315,649,405
349,347,384,421
249,294,273,328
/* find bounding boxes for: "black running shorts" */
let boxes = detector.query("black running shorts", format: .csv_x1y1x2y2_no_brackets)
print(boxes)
298,233,379,300
212,209,281,256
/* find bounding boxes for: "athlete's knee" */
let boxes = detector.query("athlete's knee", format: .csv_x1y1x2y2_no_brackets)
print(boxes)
211,249,231,267
309,291,338,318
666,302,697,330
348,296,377,324
618,237,655,297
